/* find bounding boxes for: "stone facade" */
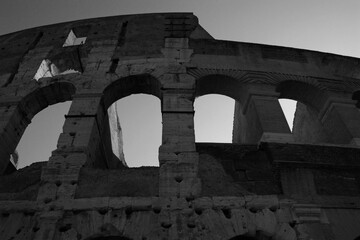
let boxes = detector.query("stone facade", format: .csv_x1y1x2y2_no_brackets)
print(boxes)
0,13,359,240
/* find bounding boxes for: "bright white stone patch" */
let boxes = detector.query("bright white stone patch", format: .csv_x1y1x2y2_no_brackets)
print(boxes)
33,59,56,80
62,30,87,47
34,59,80,81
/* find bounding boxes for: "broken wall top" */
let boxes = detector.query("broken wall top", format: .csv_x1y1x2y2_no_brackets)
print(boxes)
0,12,359,99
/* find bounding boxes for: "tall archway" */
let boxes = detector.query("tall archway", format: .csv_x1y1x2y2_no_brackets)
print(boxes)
16,101,71,169
102,74,162,167
114,94,161,167
0,82,75,174
195,74,247,144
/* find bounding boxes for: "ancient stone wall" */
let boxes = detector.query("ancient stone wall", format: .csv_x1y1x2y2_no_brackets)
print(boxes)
0,13,360,240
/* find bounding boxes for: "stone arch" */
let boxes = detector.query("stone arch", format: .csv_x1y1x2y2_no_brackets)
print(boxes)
195,74,246,102
103,74,162,110
101,74,162,167
20,81,75,119
276,80,328,112
195,74,249,143
0,81,75,174
276,80,332,143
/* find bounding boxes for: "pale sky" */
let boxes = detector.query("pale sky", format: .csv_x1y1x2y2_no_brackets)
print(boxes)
1,0,359,168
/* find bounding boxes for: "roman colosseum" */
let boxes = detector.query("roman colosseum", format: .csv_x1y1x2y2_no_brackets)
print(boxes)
0,13,359,240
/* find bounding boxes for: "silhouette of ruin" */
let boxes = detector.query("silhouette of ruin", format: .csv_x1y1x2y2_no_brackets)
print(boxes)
0,13,360,239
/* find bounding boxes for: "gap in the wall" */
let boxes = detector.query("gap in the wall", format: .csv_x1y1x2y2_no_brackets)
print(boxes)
279,99,297,132
115,94,161,167
16,101,71,169
194,94,235,143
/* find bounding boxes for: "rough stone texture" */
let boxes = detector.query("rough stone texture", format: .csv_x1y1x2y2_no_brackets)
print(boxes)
197,143,281,196
0,12,359,239
0,162,44,200
292,102,330,143
75,167,159,198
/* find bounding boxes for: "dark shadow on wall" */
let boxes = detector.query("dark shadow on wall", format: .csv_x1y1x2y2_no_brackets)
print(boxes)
352,90,360,108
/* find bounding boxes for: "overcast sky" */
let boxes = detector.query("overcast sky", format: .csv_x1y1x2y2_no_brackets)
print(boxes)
1,0,359,168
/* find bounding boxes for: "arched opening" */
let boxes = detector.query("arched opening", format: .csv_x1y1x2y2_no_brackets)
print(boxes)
103,74,162,110
0,82,75,175
195,74,246,144
276,80,331,143
195,74,245,101
194,94,235,143
112,94,161,167
16,101,71,169
102,74,162,168
276,80,327,111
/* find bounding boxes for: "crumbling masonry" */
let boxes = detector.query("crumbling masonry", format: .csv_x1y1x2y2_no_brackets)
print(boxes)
0,13,360,240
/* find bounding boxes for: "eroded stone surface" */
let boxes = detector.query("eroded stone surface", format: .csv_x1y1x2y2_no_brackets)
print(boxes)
0,12,359,240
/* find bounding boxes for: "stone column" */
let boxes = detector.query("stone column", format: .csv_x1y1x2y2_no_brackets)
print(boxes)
33,211,63,240
158,37,201,198
0,98,29,174
233,90,293,144
37,93,108,201
320,98,360,145
159,76,201,198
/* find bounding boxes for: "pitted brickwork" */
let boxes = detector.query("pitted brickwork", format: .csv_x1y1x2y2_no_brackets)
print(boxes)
0,13,360,240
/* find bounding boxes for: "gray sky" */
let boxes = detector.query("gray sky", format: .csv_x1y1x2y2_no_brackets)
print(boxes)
1,0,359,168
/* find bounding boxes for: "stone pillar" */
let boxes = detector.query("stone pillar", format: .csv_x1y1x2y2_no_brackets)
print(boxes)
159,77,201,198
158,37,201,198
0,99,29,174
233,91,293,144
33,211,63,240
37,93,108,201
292,102,331,143
320,98,360,145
